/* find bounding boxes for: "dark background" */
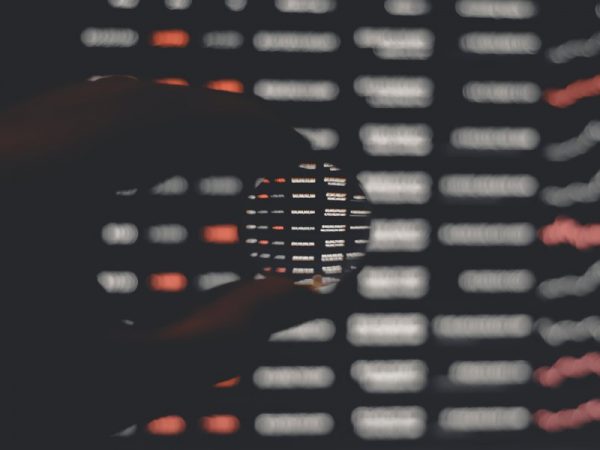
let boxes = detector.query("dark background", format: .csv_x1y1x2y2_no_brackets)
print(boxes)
1,1,598,449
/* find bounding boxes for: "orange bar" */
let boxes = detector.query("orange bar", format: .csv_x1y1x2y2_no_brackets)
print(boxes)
200,415,240,435
151,29,190,48
148,272,188,292
205,79,244,93
155,77,190,86
534,399,600,432
202,224,239,244
544,74,600,108
272,225,284,230
538,217,600,250
534,352,600,388
146,415,186,436
274,178,286,183
213,376,241,388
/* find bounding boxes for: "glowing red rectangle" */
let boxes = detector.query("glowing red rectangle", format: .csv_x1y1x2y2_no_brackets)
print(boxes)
146,416,186,436
538,217,600,250
213,376,241,389
155,77,190,86
202,224,239,244
534,399,600,432
544,74,600,108
148,273,188,292
205,79,244,93
534,352,600,388
151,29,190,48
200,415,240,435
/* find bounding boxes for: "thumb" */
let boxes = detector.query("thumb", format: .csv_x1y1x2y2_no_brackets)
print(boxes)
153,276,326,343
97,277,326,432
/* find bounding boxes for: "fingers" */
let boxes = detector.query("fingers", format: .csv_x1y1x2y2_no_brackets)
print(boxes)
0,78,314,193
0,79,342,435
117,277,324,344
98,277,327,432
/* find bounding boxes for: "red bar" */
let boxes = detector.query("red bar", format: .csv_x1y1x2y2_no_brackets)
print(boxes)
534,352,600,388
544,74,600,108
205,79,244,93
155,77,190,86
202,224,239,244
213,376,241,389
534,399,600,432
200,415,240,435
146,415,186,436
151,29,190,48
538,217,600,250
148,273,188,292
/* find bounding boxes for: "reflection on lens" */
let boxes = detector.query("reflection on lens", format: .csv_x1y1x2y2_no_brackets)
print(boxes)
244,162,371,291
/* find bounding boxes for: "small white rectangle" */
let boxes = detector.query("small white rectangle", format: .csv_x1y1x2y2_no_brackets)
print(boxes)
97,271,138,294
253,366,335,389
458,269,535,293
451,127,539,151
146,224,188,244
358,266,429,299
360,123,432,156
269,319,336,342
354,76,433,108
433,314,533,339
202,31,243,49
254,80,339,102
456,0,537,19
275,0,336,14
385,0,431,16
255,413,334,436
81,27,139,47
463,81,540,104
368,219,430,251
253,31,340,52
352,406,427,439
439,174,538,198
438,223,535,246
358,171,431,204
351,360,428,393
347,313,428,346
460,32,541,55
354,28,434,60
439,407,530,432
197,272,240,291
448,360,532,385
295,127,339,150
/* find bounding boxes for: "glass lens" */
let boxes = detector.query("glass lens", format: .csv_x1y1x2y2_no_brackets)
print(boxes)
243,162,371,291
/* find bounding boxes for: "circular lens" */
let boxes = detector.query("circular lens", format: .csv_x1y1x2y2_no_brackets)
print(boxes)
243,162,371,291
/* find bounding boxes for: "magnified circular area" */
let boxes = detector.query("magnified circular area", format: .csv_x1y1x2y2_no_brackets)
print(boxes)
243,162,371,291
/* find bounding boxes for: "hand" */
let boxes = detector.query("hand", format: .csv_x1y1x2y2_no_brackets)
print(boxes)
1,77,327,441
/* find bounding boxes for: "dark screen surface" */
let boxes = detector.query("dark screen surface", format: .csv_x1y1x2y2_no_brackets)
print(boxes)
2,1,599,449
